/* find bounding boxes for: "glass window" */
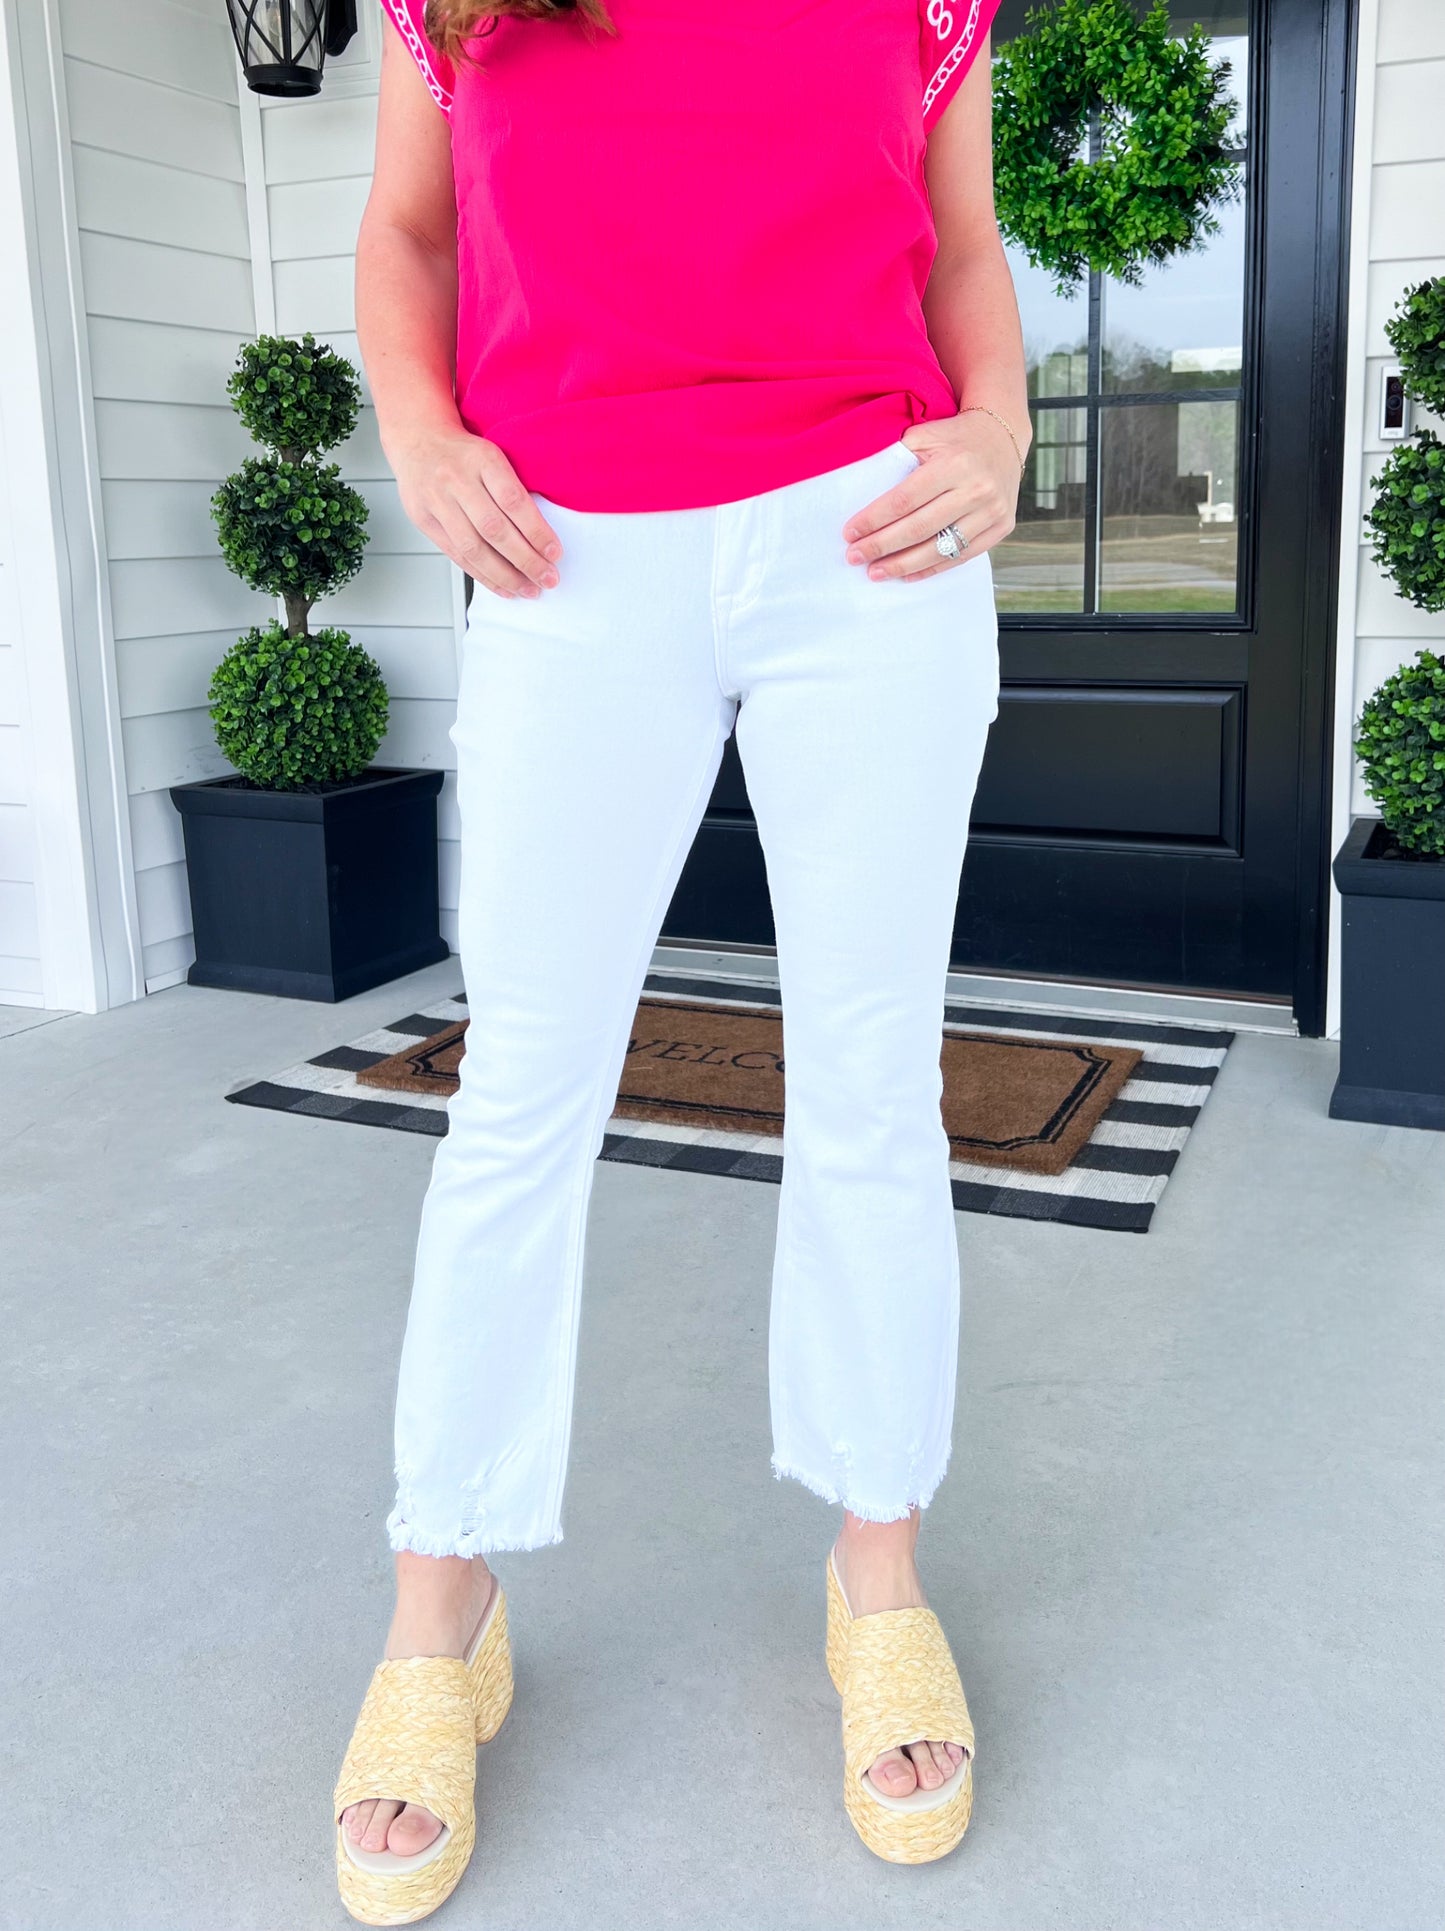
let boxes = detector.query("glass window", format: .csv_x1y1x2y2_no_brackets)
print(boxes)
994,406,1087,615
1101,200,1246,395
1098,401,1239,613
988,1,1249,621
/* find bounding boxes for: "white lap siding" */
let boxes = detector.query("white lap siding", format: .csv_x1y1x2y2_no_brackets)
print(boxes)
59,0,269,990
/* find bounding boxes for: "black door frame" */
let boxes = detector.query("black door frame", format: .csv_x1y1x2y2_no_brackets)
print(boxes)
1282,0,1356,1038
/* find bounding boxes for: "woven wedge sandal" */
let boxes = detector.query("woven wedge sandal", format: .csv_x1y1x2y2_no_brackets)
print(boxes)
333,1578,513,1926
825,1551,975,1865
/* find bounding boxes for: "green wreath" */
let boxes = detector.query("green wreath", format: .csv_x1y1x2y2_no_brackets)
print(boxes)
992,0,1242,297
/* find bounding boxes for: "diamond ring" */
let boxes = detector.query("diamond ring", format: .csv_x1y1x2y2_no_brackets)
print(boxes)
934,521,968,560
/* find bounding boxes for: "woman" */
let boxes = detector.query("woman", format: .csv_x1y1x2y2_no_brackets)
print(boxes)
334,0,1028,1918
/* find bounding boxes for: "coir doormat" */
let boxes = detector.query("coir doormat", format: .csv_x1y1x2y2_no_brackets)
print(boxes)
352,999,1139,1178
226,972,1233,1232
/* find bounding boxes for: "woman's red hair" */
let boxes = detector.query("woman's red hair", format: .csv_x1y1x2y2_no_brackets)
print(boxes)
423,0,616,65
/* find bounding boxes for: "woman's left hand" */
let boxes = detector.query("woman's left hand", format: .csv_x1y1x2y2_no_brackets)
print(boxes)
843,409,1026,582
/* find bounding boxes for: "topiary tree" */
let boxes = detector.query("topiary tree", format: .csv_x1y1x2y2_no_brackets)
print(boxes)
226,329,367,459
1365,432,1445,615
209,332,387,789
1384,275,1445,420
1367,279,1445,616
1353,647,1445,859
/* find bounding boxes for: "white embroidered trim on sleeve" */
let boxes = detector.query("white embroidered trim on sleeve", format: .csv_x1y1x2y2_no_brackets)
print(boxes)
921,0,986,120
380,0,454,114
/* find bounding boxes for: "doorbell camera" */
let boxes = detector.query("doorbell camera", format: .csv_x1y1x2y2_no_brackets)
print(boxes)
1380,363,1412,441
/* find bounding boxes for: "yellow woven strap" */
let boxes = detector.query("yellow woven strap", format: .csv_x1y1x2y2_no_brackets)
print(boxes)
841,1606,975,1789
333,1657,478,1833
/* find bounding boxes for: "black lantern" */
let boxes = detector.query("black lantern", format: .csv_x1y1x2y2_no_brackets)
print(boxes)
226,0,358,98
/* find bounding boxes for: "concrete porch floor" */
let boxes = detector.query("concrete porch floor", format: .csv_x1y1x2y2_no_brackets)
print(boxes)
2,960,1441,1931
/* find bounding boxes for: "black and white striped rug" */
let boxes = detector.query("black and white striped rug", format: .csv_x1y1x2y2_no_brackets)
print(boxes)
226,972,1232,1234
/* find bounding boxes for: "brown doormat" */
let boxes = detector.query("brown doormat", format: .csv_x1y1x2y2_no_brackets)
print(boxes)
355,996,1141,1177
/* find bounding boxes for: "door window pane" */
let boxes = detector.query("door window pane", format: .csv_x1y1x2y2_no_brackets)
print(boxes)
994,416,1087,615
1098,402,1239,614
990,0,1250,619
1102,197,1246,395
1008,249,1089,401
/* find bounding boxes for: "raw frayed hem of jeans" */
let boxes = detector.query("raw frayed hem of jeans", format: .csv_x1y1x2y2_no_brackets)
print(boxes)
385,1515,564,1559
769,1454,949,1524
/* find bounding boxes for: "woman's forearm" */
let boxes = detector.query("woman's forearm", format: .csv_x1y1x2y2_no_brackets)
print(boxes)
355,213,465,467
921,230,1033,466
353,196,561,597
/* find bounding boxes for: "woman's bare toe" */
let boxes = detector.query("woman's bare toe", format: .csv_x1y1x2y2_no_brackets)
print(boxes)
385,1802,445,1856
355,1798,403,1851
341,1795,444,1857
866,1737,964,1796
867,1746,918,1796
342,1799,376,1843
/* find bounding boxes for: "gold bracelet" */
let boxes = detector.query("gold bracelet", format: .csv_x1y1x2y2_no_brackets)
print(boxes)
959,403,1028,477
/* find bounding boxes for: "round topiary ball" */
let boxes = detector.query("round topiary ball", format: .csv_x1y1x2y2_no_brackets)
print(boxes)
1384,277,1445,419
1365,431,1445,614
1354,646,1445,858
209,621,389,790
212,456,368,604
226,331,361,456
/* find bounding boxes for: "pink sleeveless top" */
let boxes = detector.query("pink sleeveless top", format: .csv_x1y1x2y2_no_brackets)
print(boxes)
378,0,998,510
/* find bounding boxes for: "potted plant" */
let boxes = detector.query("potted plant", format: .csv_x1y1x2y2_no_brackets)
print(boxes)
170,332,449,1001
1330,646,1445,1130
1330,277,1445,1129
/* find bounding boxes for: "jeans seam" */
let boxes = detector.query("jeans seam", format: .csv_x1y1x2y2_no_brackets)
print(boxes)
708,506,731,698
768,1098,799,1473
538,707,732,1539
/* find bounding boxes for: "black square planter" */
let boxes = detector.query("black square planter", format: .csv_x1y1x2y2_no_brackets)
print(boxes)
1329,816,1445,1131
170,766,450,1002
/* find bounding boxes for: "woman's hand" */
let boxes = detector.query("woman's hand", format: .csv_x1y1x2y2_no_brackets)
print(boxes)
390,425,563,599
842,409,1027,583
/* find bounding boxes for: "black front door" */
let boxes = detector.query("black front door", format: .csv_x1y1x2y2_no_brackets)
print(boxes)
662,0,1351,1036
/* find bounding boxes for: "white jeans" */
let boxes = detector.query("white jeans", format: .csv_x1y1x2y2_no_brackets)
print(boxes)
387,436,1000,1556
